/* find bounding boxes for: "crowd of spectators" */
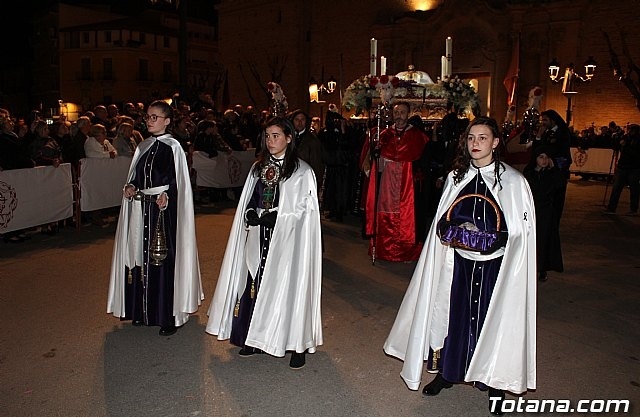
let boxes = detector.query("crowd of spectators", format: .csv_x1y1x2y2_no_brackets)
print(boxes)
5,94,638,255
0,94,271,242
571,121,626,149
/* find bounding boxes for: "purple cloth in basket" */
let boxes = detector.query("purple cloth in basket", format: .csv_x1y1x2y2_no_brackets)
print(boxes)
440,225,500,252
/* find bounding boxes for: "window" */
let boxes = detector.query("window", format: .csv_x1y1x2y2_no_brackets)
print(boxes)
82,31,90,43
139,59,149,81
163,35,170,48
81,58,91,80
67,32,80,49
104,31,112,43
162,62,172,82
103,58,113,80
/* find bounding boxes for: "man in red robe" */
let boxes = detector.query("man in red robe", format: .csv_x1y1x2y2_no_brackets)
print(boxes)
363,101,429,262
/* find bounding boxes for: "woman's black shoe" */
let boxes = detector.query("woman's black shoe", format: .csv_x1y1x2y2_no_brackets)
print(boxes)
159,325,177,336
289,351,306,369
421,373,453,396
488,388,505,416
238,346,264,356
538,271,548,282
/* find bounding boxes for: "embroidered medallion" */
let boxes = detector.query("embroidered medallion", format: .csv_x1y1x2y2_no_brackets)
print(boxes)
260,159,281,211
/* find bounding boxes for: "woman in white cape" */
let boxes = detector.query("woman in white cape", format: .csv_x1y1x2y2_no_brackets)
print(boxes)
206,116,322,369
107,100,203,336
384,116,536,415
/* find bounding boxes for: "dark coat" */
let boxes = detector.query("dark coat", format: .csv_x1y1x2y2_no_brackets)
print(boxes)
524,164,565,273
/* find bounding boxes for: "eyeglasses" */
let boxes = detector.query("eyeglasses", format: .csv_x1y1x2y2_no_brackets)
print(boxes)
143,114,167,122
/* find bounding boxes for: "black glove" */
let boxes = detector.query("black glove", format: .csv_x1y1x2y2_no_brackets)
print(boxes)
371,147,381,159
245,209,260,226
436,218,452,239
259,210,278,228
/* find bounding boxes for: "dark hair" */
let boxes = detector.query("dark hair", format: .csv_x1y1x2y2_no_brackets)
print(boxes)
288,109,311,130
451,116,504,189
253,116,299,181
408,114,424,130
197,119,216,132
541,109,567,130
148,100,174,123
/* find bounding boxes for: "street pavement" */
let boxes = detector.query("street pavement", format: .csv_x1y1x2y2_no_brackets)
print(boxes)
1,177,639,417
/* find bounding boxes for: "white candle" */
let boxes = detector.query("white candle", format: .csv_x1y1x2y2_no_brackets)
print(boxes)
446,37,452,77
380,56,387,76
441,56,447,80
370,38,377,76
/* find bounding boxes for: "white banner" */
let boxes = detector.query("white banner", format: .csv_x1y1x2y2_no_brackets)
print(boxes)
570,147,616,175
79,156,132,211
192,150,256,188
0,164,74,233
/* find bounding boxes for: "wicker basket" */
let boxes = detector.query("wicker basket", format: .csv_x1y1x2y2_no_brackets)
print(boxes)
437,193,504,253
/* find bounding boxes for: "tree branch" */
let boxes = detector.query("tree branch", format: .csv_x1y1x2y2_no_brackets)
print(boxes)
238,63,259,109
602,29,640,111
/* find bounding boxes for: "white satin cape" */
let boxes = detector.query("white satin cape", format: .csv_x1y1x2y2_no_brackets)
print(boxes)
383,162,537,394
205,159,323,357
107,134,203,326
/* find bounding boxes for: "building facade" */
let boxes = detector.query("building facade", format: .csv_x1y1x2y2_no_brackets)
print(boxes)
217,0,640,130
29,2,220,120
5,0,639,130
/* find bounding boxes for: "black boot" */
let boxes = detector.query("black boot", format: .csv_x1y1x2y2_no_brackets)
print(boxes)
421,373,453,396
488,388,505,416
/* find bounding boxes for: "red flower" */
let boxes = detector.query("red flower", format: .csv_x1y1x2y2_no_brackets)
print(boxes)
534,87,543,96
380,75,390,85
391,77,400,88
369,76,379,88
267,82,275,91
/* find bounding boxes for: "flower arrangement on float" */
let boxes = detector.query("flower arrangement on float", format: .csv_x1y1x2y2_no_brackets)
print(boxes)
440,75,481,114
342,74,479,117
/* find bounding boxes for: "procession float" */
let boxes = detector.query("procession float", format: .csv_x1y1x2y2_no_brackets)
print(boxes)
341,38,480,123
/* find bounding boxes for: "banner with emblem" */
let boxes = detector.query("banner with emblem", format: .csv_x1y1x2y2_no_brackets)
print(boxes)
570,147,616,176
0,164,73,233
191,150,256,188
79,156,132,211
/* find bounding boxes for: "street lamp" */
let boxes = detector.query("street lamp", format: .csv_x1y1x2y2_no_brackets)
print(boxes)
548,56,596,125
308,76,337,103
309,73,337,127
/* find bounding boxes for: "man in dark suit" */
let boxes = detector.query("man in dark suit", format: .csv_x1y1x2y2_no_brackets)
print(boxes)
289,109,324,193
